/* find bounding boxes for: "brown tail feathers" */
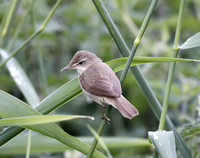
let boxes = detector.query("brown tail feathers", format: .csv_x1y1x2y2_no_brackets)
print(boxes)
105,95,139,119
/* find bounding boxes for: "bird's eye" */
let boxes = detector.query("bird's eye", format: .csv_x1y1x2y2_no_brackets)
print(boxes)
78,61,83,65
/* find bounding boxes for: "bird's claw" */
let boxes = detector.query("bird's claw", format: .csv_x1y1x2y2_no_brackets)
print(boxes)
101,114,110,124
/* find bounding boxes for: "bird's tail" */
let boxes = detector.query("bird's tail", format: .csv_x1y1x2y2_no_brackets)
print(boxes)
105,95,139,119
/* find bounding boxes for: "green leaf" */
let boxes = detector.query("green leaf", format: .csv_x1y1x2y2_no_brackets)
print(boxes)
0,90,106,158
0,48,39,107
0,134,151,155
107,56,199,72
0,115,94,126
179,32,200,49
149,130,177,158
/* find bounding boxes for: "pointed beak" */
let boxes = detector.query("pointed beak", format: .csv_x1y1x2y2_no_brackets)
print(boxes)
60,65,72,72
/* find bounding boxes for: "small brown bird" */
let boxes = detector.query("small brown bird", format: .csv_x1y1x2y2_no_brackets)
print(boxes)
61,50,139,122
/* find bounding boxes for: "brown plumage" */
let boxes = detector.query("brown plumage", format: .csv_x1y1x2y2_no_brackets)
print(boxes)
61,50,139,120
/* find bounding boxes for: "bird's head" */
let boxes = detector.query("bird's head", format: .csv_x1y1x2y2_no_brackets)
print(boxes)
61,50,101,74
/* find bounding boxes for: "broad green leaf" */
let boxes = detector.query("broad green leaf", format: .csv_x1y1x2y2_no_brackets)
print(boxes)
0,90,106,158
0,134,151,155
0,115,94,126
149,130,177,158
0,48,39,107
179,32,200,49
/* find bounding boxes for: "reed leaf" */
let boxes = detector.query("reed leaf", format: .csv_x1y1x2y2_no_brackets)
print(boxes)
0,134,151,155
0,90,106,158
0,115,94,126
0,48,40,107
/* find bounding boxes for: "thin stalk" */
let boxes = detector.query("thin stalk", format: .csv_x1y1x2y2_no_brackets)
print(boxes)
120,0,157,82
155,1,186,157
31,1,49,95
6,0,35,52
0,0,63,70
158,52,178,130
134,0,158,46
25,130,32,158
0,0,20,47
120,46,137,83
86,116,107,158
158,0,186,130
87,0,157,157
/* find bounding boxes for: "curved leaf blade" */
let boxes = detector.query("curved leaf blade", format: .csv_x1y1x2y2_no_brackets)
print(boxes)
0,48,39,107
107,56,199,72
0,115,94,126
0,135,151,155
0,90,106,158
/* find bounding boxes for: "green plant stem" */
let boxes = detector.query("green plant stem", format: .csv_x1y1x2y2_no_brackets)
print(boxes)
134,0,157,46
120,0,157,82
120,46,137,83
87,0,157,157
158,0,185,130
25,130,32,158
0,0,20,47
0,0,63,70
158,51,178,130
6,0,35,52
31,2,49,95
86,106,111,158
155,1,186,157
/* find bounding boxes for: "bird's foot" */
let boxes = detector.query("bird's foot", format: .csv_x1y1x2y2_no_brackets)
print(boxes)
101,114,110,124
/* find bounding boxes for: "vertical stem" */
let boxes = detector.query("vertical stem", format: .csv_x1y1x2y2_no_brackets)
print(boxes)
155,1,186,157
6,0,35,52
158,51,178,130
25,130,32,158
87,0,158,157
120,0,157,83
86,115,108,158
120,46,137,83
158,0,186,130
134,0,158,46
0,0,20,47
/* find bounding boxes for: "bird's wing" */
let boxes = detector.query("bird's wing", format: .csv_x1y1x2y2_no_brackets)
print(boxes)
79,67,121,97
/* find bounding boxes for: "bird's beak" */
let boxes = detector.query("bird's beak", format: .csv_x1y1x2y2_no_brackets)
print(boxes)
60,65,72,72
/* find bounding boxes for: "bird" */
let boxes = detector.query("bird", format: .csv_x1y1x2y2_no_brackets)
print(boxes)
61,50,139,123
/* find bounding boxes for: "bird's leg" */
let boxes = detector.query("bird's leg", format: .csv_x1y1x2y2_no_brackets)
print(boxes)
101,105,110,124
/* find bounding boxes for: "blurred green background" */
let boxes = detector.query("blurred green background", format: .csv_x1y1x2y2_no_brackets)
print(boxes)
0,0,200,157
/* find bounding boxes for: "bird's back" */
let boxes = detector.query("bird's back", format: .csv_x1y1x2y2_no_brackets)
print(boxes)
79,61,122,97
